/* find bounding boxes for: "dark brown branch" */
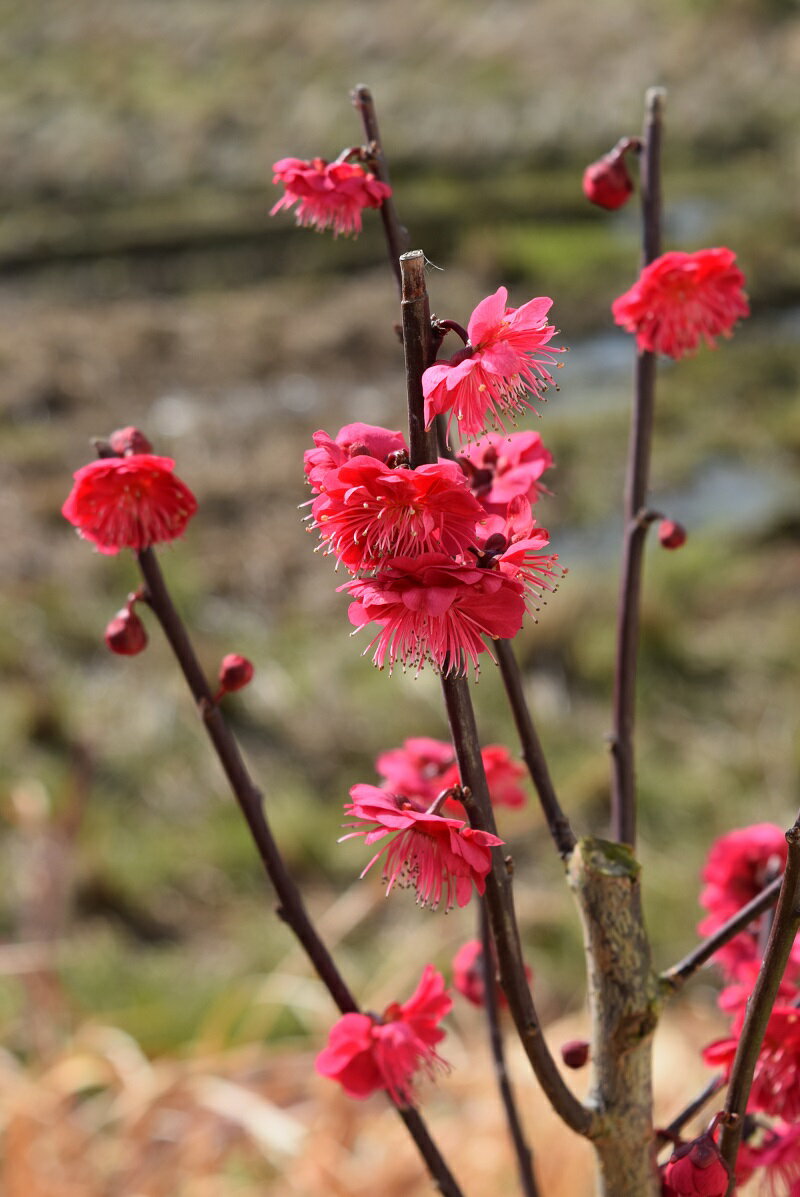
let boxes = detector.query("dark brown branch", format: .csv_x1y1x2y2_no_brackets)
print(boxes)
495,638,576,858
442,677,593,1136
660,874,784,992
398,249,593,1138
610,87,665,848
351,83,409,292
719,815,800,1185
136,546,465,1197
480,899,540,1197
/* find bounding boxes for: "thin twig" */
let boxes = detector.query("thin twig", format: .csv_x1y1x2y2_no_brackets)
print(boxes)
495,638,576,858
399,250,593,1138
658,1074,725,1144
718,814,800,1185
136,546,465,1197
479,899,540,1197
609,86,666,847
660,874,784,992
351,83,410,292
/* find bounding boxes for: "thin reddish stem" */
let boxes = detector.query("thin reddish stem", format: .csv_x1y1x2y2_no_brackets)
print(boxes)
610,87,665,847
351,83,409,292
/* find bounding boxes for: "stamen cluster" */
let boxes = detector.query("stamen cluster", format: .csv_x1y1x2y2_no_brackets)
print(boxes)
303,422,560,676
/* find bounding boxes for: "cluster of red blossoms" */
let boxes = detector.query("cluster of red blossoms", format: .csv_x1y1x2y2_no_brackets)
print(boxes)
697,824,800,1192
304,414,560,676
271,155,392,238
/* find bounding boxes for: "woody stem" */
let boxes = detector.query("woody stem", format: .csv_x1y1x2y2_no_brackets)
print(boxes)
351,83,410,292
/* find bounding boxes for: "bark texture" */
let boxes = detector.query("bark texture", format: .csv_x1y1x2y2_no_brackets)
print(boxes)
567,837,660,1196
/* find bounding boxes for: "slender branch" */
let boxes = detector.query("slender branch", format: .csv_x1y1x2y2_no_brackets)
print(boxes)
495,638,577,858
479,899,540,1197
658,1075,725,1143
718,814,800,1185
442,676,594,1136
609,86,666,848
399,249,593,1138
136,546,465,1197
351,83,410,292
660,874,784,992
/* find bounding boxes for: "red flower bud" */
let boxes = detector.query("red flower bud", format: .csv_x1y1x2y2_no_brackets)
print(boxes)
217,653,255,696
560,1038,590,1069
583,146,635,210
108,426,153,456
664,1133,731,1196
105,608,148,655
658,519,687,550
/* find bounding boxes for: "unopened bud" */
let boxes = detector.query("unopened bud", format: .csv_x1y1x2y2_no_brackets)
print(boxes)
560,1039,590,1069
109,426,153,456
658,519,687,550
583,146,635,210
664,1132,730,1196
105,608,148,655
217,653,255,696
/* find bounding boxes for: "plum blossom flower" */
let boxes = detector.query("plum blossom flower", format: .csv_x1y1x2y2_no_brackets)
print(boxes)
375,737,527,813
735,1121,800,1194
612,247,749,359
303,423,408,494
271,156,392,238
452,939,531,1008
344,552,526,675
457,431,554,516
704,1001,800,1122
63,454,198,555
422,287,563,440
698,823,793,981
341,784,503,911
470,495,561,614
315,965,452,1104
311,457,483,571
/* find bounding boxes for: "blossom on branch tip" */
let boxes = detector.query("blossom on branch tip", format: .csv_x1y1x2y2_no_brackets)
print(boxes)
216,654,255,698
303,423,408,494
344,552,526,676
582,143,635,210
271,156,392,238
663,1131,731,1196
341,784,503,911
104,607,148,655
457,431,554,516
612,248,749,360
63,454,198,555
311,457,483,571
422,287,563,440
315,965,452,1104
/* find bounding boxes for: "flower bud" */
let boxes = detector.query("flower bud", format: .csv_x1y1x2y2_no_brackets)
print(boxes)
217,653,255,695
659,519,687,550
663,1133,731,1196
583,147,634,210
109,426,153,456
560,1038,590,1069
105,608,148,655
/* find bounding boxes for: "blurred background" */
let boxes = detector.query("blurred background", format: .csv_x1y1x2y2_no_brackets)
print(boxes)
0,1,798,1192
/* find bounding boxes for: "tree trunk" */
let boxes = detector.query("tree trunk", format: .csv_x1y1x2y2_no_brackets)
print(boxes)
567,837,660,1196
